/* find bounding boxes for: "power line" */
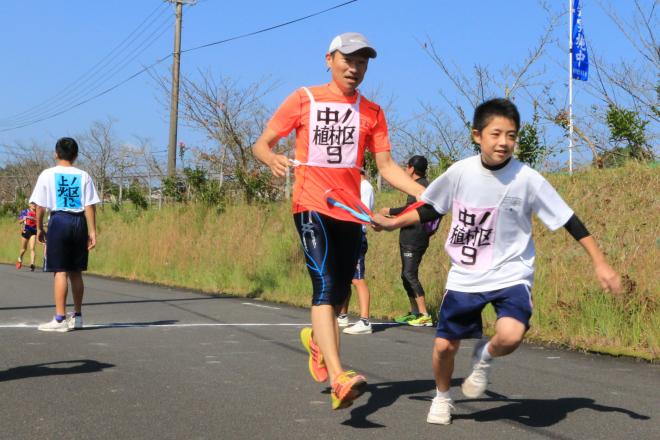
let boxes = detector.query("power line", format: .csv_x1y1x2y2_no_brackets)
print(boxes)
0,6,173,128
0,0,359,133
0,3,171,126
181,0,358,54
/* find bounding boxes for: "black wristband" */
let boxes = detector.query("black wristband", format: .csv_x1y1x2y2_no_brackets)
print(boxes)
563,214,590,241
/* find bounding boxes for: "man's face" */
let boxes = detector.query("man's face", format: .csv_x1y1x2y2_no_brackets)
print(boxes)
326,51,369,94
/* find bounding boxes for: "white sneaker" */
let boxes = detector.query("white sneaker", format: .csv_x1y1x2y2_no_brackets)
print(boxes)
461,339,491,398
67,313,83,330
343,319,372,335
38,318,72,333
427,396,454,425
337,314,349,328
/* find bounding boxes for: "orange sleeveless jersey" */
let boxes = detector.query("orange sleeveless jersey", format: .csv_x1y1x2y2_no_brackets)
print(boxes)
267,84,390,222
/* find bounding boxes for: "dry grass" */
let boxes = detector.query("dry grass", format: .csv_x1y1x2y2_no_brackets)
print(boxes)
0,162,657,360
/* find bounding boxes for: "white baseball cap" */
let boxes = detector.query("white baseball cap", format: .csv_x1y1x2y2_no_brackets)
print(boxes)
328,32,377,58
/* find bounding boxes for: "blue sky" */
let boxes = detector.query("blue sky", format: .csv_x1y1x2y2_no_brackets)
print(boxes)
0,0,649,167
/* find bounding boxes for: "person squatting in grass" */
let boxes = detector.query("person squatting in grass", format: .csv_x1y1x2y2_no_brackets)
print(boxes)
338,170,376,335
372,98,623,425
30,137,100,332
380,155,435,327
252,32,425,410
16,202,38,271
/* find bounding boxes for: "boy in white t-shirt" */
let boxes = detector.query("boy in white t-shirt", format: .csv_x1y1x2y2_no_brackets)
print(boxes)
30,137,100,332
372,98,622,425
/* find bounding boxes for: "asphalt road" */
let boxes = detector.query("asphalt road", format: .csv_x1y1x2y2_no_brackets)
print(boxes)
1,264,658,440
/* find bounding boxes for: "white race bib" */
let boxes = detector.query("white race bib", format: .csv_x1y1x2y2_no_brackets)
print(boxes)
301,87,360,168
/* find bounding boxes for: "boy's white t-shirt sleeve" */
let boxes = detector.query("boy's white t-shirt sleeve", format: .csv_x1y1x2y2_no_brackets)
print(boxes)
532,179,574,231
29,171,49,208
420,165,457,214
83,172,101,206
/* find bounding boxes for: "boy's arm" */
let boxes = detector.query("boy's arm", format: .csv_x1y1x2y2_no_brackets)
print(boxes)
35,206,46,243
374,151,425,199
372,209,420,231
577,235,622,294
84,204,97,250
252,127,289,178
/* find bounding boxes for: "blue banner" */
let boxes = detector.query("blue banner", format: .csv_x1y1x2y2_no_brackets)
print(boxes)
572,0,589,81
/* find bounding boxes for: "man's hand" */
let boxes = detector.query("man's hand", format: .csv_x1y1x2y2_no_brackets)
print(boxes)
37,229,46,244
379,207,390,217
266,153,291,178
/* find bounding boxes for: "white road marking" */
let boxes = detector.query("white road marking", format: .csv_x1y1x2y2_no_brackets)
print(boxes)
0,322,400,329
241,302,281,310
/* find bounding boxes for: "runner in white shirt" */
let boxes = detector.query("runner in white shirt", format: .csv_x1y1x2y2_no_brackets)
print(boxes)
372,98,623,426
339,170,376,334
30,137,100,332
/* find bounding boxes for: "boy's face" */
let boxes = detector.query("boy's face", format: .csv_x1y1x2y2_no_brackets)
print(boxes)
326,51,369,94
472,116,518,166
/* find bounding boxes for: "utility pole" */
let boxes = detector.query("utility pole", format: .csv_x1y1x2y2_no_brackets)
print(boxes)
166,0,196,177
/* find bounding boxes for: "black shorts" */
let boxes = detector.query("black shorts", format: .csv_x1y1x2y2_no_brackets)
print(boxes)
45,211,88,272
21,228,36,240
294,211,362,306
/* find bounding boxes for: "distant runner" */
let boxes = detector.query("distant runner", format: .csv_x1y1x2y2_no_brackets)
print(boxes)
16,202,38,271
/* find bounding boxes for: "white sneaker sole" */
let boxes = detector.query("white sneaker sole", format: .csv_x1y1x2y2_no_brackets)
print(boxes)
343,328,372,335
37,326,71,333
427,414,451,425
461,377,486,398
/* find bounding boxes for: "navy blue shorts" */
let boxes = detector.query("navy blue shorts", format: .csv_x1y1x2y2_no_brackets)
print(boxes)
294,211,362,306
353,232,368,280
436,284,533,340
45,211,88,272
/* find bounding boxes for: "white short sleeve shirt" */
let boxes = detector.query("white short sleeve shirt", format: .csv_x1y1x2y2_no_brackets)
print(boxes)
30,165,100,213
421,156,573,292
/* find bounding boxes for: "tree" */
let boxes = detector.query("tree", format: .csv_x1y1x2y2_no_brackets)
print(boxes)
153,70,283,203
78,117,118,206
604,103,654,166
516,105,548,168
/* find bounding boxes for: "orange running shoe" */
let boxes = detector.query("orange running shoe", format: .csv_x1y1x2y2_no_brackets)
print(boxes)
331,370,367,410
15,261,22,270
300,327,328,383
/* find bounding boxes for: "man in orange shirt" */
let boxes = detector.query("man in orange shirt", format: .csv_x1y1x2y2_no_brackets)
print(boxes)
253,32,425,410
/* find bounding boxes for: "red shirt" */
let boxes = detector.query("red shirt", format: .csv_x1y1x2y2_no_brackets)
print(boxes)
267,84,390,222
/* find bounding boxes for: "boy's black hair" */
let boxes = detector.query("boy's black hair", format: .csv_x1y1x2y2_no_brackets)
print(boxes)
55,137,79,162
473,98,520,133
407,155,428,177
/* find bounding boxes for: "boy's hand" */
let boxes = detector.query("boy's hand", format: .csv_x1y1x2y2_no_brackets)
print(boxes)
88,232,97,250
371,213,397,231
594,261,622,295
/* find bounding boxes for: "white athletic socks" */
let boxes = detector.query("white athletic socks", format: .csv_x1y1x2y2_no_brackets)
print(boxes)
436,388,451,400
480,342,493,362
